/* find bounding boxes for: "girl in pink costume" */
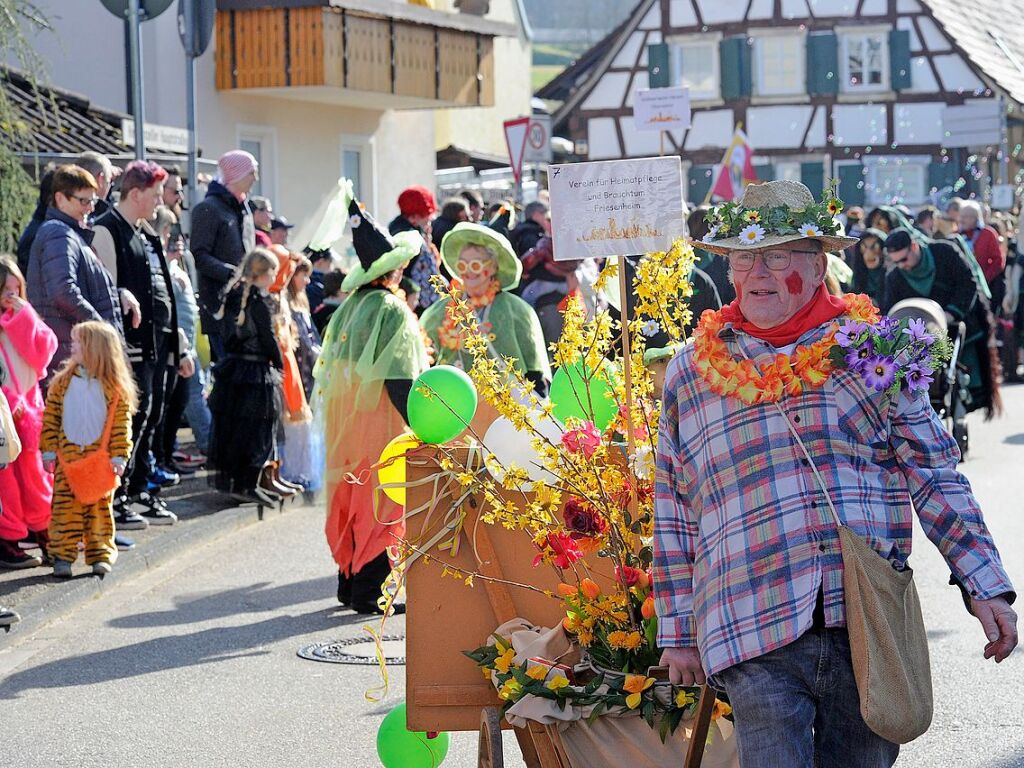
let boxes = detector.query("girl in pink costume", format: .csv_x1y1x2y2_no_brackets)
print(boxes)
0,255,58,567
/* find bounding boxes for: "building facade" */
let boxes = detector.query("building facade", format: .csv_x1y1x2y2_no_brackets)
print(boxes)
546,0,1024,208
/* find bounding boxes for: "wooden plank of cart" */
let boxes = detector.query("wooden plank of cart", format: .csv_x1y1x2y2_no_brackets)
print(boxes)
404,445,718,768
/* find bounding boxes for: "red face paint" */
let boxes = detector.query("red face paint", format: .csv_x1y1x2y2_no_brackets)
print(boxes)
784,271,804,296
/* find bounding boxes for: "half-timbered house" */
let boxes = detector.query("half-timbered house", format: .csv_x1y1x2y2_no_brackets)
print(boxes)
540,0,1024,207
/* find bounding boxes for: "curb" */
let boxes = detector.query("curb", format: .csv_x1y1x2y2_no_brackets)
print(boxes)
0,500,272,647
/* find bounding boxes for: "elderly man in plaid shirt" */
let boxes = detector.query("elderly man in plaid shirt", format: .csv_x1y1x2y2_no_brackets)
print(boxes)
654,181,1016,768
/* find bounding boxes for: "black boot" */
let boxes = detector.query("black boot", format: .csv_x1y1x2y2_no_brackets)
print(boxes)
337,570,352,606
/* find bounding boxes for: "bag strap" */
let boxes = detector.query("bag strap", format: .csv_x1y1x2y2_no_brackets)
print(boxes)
99,391,120,450
734,341,844,531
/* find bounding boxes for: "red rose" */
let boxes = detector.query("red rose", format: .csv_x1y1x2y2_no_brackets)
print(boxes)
562,498,608,538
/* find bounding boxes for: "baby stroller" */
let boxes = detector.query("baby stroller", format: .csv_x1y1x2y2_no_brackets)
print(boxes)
888,298,971,458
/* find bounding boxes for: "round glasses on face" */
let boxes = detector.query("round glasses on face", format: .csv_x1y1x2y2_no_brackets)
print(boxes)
456,257,491,276
729,249,818,272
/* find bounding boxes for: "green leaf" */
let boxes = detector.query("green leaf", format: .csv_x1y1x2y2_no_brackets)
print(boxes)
587,701,606,724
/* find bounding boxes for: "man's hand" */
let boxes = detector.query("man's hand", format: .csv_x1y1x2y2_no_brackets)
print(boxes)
660,647,706,686
972,596,1018,662
119,289,142,329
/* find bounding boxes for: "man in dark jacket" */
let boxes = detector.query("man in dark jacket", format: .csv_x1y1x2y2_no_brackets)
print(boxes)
93,161,187,529
430,197,469,250
26,165,128,373
189,150,258,359
509,201,549,257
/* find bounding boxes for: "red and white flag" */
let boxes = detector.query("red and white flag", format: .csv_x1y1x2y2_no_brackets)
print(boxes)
708,126,758,202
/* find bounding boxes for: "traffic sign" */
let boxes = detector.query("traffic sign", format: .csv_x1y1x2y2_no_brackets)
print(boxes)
524,115,553,164
178,0,216,58
503,116,530,183
99,0,175,19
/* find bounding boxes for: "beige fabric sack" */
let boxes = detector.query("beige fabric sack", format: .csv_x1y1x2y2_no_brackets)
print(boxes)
839,525,933,743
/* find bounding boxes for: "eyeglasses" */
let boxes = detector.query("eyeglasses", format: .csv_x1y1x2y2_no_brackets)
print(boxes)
71,194,99,207
456,258,493,276
728,250,819,272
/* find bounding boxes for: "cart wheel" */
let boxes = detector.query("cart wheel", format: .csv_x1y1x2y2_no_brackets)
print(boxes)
478,707,504,768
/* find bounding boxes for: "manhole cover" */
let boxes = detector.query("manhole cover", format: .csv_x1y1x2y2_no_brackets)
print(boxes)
297,634,406,665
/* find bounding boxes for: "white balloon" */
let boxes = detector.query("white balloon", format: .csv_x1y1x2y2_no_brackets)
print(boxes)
483,413,563,488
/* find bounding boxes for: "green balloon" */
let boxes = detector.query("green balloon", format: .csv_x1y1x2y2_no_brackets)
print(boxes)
407,365,478,444
549,360,618,430
376,703,450,768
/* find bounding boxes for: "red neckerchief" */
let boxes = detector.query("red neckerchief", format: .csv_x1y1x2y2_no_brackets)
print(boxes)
719,283,849,347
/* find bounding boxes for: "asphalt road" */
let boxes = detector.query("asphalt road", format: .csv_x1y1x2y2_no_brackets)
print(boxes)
1,385,1022,768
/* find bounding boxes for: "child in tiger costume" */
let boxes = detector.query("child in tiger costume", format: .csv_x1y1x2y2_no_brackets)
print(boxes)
42,321,136,578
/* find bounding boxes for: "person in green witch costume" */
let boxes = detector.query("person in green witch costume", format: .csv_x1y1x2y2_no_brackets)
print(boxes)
420,222,550,395
315,194,429,614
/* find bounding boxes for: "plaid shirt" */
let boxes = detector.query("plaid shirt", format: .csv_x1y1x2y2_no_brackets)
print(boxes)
654,320,1014,677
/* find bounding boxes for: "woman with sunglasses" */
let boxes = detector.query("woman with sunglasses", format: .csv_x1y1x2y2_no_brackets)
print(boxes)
26,164,125,377
849,227,889,307
421,222,550,398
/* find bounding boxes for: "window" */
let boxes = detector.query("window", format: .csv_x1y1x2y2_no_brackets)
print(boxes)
754,35,804,96
865,158,928,206
671,38,720,100
840,31,889,93
237,125,277,201
340,134,376,211
343,149,363,200
773,162,801,182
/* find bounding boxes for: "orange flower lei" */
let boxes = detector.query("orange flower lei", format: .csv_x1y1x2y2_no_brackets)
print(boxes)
437,278,501,352
692,293,879,405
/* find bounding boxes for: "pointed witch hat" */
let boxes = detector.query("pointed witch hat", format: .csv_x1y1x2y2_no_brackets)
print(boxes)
342,196,424,292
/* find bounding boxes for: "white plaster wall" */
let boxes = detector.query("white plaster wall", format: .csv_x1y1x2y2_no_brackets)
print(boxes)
894,102,946,145
807,0,858,14
619,117,665,157
746,105,814,150
781,0,811,19
831,104,888,146
639,5,661,30
933,54,985,92
582,72,632,110
613,31,646,69
896,0,923,11
748,0,775,20
684,109,735,150
669,0,698,27
695,0,746,24
916,17,951,52
625,74,651,108
897,16,922,53
860,0,887,14
587,117,621,160
806,107,827,148
906,57,939,93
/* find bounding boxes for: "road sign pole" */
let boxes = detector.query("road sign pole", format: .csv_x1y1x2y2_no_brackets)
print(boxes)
127,0,146,159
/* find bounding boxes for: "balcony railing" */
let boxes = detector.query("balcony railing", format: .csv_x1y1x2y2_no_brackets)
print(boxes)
214,1,512,108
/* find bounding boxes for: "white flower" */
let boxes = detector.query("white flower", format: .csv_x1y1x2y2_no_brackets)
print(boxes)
799,223,823,238
640,319,661,337
738,223,766,244
629,444,655,481
349,214,362,229
701,224,721,244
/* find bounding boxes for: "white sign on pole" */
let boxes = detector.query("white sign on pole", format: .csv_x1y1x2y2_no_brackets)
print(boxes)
991,184,1015,211
941,101,1002,149
524,115,553,163
632,86,691,133
121,118,189,154
503,116,530,182
548,156,684,262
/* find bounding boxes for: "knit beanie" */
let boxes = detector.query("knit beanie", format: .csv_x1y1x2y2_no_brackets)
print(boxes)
218,150,259,186
398,186,437,219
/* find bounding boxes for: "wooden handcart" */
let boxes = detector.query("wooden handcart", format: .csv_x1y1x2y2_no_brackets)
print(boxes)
405,446,718,768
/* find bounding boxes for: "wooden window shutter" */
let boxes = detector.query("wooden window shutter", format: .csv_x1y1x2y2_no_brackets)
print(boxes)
806,33,839,96
837,164,866,207
648,43,671,88
889,29,912,91
800,161,825,196
688,164,716,205
719,37,751,100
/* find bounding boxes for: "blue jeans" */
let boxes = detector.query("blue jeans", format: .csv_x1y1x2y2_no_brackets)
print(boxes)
184,365,211,453
708,628,899,768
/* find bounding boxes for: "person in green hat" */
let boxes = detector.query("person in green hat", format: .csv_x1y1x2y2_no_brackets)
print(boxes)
315,196,429,615
420,222,550,395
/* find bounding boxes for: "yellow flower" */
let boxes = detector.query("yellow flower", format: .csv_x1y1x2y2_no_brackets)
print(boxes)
577,628,595,646
623,674,655,709
743,209,760,222
546,675,570,692
526,665,549,681
498,678,522,701
607,630,629,649
456,471,476,486
482,666,493,680
494,647,516,674
712,699,733,720
675,690,696,708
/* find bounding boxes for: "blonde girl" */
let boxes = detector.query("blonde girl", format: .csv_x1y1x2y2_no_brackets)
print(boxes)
41,321,136,577
285,256,322,400
207,249,284,505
